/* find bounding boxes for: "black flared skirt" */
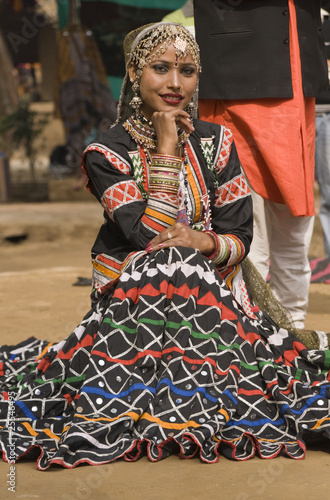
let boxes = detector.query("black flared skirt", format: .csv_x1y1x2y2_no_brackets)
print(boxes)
1,247,330,469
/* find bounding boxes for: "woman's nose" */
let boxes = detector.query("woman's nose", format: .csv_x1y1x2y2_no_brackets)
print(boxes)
168,69,182,90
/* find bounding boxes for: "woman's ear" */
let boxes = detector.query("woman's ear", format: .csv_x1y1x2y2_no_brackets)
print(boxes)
128,63,137,83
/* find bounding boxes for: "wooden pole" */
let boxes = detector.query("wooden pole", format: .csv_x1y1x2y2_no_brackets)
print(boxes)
0,29,19,200
0,29,19,117
69,0,78,26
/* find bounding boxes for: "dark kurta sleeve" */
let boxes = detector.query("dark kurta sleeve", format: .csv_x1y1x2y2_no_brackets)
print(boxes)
209,126,253,266
82,142,178,251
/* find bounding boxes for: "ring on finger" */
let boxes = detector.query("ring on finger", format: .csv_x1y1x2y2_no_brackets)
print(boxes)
167,232,172,240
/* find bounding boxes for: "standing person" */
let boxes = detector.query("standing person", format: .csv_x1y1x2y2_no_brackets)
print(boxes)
194,0,330,329
315,9,330,259
1,22,330,470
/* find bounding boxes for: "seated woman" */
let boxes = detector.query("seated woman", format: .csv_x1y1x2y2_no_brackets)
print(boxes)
0,22,330,470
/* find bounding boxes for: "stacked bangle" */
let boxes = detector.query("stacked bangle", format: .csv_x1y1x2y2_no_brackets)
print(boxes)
204,230,230,266
149,154,182,194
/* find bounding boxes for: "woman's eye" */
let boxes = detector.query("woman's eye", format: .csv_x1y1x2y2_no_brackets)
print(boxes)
181,67,196,76
153,64,168,73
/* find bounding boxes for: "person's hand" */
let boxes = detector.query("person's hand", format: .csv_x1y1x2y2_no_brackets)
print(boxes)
150,109,194,156
145,223,215,256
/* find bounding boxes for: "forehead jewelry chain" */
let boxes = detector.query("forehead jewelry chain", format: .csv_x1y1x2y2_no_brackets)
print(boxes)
174,36,188,68
174,36,188,56
130,25,201,73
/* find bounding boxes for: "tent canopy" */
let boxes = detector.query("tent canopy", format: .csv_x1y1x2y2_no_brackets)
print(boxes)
82,0,184,7
58,0,186,29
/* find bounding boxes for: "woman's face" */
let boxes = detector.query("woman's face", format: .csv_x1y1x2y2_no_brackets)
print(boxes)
129,42,198,120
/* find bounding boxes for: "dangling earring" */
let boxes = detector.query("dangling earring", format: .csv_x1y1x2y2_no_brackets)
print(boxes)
129,79,143,112
186,84,199,118
185,101,196,117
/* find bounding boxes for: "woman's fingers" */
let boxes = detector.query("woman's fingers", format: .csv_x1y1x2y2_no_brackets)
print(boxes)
146,226,179,252
152,110,194,134
176,116,194,134
146,225,192,252
146,224,216,255
146,229,176,252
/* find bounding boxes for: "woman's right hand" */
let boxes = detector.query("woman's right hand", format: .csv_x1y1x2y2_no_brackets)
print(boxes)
150,109,194,156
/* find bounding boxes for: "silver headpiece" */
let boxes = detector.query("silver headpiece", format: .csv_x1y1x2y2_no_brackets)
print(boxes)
116,22,201,124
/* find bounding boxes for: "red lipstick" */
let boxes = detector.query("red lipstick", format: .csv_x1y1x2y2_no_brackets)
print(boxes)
161,93,183,105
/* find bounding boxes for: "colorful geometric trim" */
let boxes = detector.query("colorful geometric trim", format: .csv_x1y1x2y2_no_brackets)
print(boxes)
214,173,250,208
92,251,145,293
215,128,233,175
101,180,143,221
218,264,240,290
93,254,122,279
128,147,149,202
200,137,218,187
82,143,131,193
142,194,178,234
185,140,209,224
84,143,131,176
92,254,123,290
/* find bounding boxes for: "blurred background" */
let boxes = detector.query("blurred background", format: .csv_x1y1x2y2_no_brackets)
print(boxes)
0,0,188,203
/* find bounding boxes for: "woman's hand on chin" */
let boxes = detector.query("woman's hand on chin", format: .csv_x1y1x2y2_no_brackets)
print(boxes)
150,109,194,155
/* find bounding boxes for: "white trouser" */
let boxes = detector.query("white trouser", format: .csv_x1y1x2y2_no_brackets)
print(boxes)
248,189,314,329
315,113,330,257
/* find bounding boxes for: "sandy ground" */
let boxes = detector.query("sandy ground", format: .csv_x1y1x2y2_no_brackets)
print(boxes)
0,109,330,499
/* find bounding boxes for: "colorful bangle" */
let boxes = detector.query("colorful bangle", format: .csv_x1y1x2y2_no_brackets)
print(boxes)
149,155,182,195
152,153,182,162
203,230,230,266
204,230,219,260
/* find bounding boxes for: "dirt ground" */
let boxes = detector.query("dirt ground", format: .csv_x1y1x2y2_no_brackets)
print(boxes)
0,107,330,500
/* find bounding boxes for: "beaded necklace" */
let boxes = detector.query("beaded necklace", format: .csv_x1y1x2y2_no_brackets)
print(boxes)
124,113,186,205
123,114,188,151
123,114,212,230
